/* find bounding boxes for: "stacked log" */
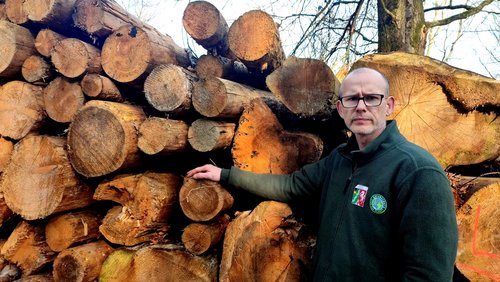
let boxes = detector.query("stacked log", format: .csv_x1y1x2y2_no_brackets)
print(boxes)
0,0,497,281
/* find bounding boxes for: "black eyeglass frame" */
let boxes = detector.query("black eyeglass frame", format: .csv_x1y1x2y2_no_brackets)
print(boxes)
338,94,386,108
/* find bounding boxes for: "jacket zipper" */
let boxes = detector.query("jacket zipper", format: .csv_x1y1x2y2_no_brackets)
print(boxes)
343,160,357,194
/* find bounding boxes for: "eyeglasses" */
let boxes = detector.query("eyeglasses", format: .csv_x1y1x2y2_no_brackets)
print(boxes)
339,94,385,108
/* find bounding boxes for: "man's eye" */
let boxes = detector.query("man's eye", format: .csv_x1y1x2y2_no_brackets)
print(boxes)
365,95,378,102
346,96,358,102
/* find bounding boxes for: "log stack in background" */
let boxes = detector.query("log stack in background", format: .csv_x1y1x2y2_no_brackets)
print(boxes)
0,0,498,281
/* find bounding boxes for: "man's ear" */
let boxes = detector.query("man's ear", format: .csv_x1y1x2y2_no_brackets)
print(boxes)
386,96,395,116
336,99,345,118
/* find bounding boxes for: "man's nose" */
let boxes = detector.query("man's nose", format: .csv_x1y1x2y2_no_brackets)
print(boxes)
355,98,368,110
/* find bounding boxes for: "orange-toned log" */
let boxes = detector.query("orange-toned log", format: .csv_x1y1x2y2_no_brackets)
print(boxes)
181,214,230,255
14,273,53,282
21,55,55,83
5,0,28,24
43,77,85,123
0,81,45,140
179,177,233,222
232,99,323,174
1,135,95,220
188,119,235,152
53,240,113,282
0,239,21,281
51,38,102,78
0,196,15,228
24,0,76,27
45,210,102,252
0,20,35,77
81,74,123,102
1,221,57,276
67,100,146,177
34,29,66,57
0,137,14,173
137,117,188,156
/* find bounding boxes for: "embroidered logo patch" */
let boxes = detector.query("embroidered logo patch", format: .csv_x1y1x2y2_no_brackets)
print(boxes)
369,194,387,214
351,184,368,207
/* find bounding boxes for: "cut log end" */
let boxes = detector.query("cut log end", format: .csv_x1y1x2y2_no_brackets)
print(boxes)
192,78,229,117
138,117,188,155
182,1,226,47
188,119,235,152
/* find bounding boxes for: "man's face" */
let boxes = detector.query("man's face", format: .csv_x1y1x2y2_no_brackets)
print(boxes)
336,70,394,144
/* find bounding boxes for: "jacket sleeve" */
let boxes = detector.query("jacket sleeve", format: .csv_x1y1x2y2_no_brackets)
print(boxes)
397,168,458,282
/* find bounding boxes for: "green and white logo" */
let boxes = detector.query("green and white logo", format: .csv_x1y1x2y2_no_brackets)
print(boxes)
369,194,387,214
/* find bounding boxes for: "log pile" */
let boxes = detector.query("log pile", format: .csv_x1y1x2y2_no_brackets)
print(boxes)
0,0,498,281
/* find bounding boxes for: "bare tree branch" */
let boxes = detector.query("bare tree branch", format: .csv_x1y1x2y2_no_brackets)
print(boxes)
426,0,495,28
424,4,473,12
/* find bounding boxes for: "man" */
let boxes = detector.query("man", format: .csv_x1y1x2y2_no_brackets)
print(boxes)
187,68,458,281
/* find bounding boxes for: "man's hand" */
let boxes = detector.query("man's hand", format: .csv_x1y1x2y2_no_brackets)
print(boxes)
186,164,222,182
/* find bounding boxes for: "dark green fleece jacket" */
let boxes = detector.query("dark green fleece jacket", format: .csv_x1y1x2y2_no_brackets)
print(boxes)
220,121,458,281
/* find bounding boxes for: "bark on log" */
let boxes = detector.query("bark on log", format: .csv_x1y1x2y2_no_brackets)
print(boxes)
232,99,324,174
1,135,94,220
182,1,231,56
5,0,28,24
67,100,146,178
194,54,250,82
220,201,313,282
266,56,339,117
43,77,85,123
81,74,123,102
181,214,230,255
50,38,102,78
14,273,53,282
34,29,66,58
21,55,55,84
1,221,56,276
353,52,500,167
455,181,500,282
0,20,35,77
0,137,13,173
101,24,190,85
99,245,218,282
24,0,76,27
179,177,233,222
45,210,102,252
188,119,235,153
0,253,21,282
143,64,196,114
0,81,45,140
137,117,188,156
228,10,285,74
94,172,181,246
53,240,113,282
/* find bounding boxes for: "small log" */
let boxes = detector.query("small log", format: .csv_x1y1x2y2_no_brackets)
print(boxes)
0,81,45,140
24,0,76,27
228,10,285,74
53,240,113,282
182,1,231,56
0,137,13,173
81,74,123,102
143,64,197,113
0,20,35,77
179,177,233,222
181,214,230,255
1,221,56,276
137,117,188,155
232,99,324,174
220,201,313,281
45,210,102,252
51,38,102,78
67,100,146,178
195,54,249,80
1,135,95,220
43,77,85,123
0,195,15,228
188,119,235,152
5,0,28,24
34,29,66,57
266,56,340,117
101,24,190,85
21,55,55,83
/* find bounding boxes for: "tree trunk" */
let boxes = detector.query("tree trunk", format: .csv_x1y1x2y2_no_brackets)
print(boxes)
21,55,55,84
50,38,102,78
220,201,313,282
353,52,500,167
0,80,45,140
137,117,188,156
5,0,28,24
24,0,76,27
188,119,235,153
181,214,230,255
67,100,146,178
81,74,123,102
34,29,66,57
1,135,95,220
0,137,13,173
45,210,102,252
0,21,35,77
53,240,113,282
43,77,85,123
232,99,324,174
179,178,233,222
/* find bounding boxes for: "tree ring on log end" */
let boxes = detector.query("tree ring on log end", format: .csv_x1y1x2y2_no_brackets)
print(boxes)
192,78,227,117
183,1,221,44
55,255,82,282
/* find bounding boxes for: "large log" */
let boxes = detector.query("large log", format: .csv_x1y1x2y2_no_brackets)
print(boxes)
188,119,235,153
228,10,285,74
1,135,94,220
5,0,28,24
0,137,13,173
34,29,66,57
266,56,340,117
23,0,76,27
220,201,313,281
455,182,500,281
232,99,324,174
81,74,123,102
101,24,190,85
67,100,146,177
0,20,36,77
181,214,230,255
21,55,55,84
43,77,85,123
0,81,45,140
353,52,500,167
0,3,6,21
50,38,102,78
137,117,188,156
